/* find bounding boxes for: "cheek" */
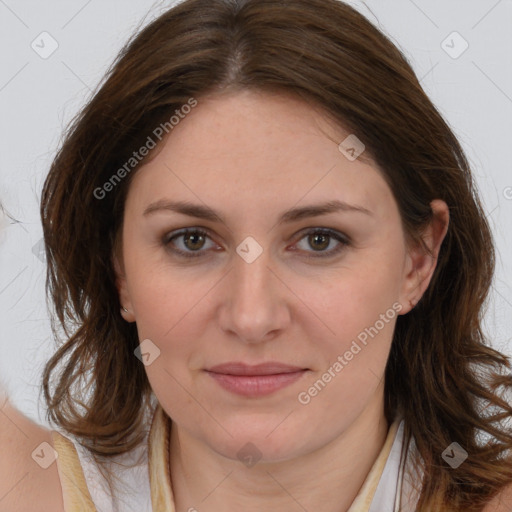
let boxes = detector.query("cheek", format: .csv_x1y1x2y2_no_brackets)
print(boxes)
289,252,404,405
126,232,405,347
297,253,403,339
122,228,204,334
124,257,227,390
127,269,209,414
128,270,207,343
299,284,398,387
124,220,405,361
293,267,400,424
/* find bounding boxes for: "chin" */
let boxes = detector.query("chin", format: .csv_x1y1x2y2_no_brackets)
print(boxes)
201,422,308,464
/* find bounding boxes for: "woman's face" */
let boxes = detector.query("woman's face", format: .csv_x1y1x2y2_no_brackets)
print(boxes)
115,90,433,461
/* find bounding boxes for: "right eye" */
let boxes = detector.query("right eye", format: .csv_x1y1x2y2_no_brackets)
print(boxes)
163,228,219,258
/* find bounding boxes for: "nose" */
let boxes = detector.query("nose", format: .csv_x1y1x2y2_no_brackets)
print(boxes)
217,244,291,345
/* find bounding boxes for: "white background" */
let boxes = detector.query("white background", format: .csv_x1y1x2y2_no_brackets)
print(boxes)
0,0,511,427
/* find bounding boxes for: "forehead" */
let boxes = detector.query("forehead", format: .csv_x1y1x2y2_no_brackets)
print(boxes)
125,90,396,221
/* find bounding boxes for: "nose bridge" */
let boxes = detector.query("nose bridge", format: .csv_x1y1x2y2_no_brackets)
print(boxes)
220,239,287,342
235,244,271,297
233,233,273,294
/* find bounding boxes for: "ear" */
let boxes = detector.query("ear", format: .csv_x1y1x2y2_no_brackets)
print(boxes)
112,243,136,323
398,199,450,315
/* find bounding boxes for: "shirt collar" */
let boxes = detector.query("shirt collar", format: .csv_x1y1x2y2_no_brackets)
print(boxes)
148,405,406,512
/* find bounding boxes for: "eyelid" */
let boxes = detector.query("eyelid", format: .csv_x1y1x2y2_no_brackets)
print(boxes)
163,226,351,259
162,227,218,258
292,227,350,258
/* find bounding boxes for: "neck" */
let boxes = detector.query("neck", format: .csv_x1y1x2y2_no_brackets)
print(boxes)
169,387,389,512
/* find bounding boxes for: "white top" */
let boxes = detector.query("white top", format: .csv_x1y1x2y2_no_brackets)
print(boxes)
52,405,421,512
69,434,152,512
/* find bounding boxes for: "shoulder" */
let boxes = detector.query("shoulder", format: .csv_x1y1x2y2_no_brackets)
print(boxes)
0,399,64,512
482,482,512,511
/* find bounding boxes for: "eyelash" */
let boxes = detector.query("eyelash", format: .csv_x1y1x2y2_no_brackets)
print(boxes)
162,227,350,260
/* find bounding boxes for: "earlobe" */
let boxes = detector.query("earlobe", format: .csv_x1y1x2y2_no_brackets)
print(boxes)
112,253,136,322
398,199,450,314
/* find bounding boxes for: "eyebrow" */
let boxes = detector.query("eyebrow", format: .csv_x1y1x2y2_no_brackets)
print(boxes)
143,199,373,224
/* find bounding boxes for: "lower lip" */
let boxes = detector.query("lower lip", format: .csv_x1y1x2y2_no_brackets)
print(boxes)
206,370,307,397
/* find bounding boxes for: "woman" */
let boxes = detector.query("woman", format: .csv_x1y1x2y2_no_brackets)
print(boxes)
1,0,512,510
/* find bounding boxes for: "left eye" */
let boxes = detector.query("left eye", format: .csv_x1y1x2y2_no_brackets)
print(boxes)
163,228,349,259
163,229,217,258
294,229,349,258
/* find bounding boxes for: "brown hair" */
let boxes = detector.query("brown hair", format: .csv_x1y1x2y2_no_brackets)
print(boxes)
40,0,512,509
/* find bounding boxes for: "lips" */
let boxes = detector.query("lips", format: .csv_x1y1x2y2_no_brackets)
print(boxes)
206,362,306,376
205,362,309,397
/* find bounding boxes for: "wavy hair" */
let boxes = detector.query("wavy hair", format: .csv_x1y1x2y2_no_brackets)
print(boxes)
40,0,512,509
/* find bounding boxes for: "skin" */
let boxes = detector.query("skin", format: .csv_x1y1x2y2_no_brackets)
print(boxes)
0,396,65,512
114,89,449,512
0,87,509,512
0,89,512,512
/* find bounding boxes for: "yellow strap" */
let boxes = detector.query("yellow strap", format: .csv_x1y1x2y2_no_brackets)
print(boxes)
51,430,97,512
50,406,399,512
50,407,174,512
148,404,175,511
147,404,399,512
347,419,400,512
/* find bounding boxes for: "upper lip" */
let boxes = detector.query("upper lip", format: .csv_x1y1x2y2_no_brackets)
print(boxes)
206,362,306,376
